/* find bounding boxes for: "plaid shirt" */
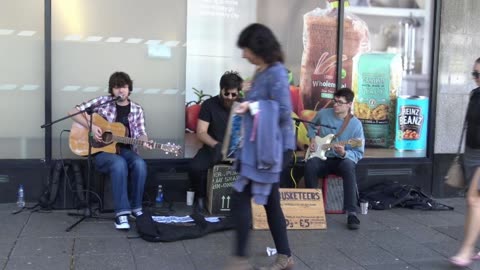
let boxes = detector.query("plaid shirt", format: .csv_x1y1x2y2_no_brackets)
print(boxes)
76,95,147,153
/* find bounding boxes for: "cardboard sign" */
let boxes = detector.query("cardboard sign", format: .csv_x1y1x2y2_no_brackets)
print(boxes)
206,164,238,216
252,188,326,230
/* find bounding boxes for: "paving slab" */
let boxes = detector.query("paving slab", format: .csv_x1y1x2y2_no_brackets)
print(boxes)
73,237,131,256
10,237,73,257
73,254,135,270
4,255,71,270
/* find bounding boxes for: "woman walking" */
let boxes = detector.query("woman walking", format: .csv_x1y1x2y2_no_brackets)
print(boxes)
224,23,295,270
449,57,480,267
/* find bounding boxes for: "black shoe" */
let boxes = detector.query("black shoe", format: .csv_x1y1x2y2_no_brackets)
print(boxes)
129,210,143,220
347,215,360,230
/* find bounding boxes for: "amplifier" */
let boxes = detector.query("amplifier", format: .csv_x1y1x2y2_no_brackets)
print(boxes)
322,174,345,214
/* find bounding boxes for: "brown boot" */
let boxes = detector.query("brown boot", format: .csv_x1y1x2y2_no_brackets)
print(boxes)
257,254,294,270
224,256,254,270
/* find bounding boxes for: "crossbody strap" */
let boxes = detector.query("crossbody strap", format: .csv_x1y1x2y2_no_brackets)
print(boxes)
457,117,467,155
335,113,351,138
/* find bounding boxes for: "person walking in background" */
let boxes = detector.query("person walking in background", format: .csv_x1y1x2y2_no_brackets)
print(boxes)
449,57,480,267
224,23,295,270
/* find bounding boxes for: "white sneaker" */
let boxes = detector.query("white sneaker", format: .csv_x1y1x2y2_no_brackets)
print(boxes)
133,210,143,217
114,215,130,230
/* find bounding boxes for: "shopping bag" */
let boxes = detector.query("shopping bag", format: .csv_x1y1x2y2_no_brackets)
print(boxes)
444,155,465,188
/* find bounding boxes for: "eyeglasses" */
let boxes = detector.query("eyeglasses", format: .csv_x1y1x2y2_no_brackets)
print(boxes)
472,70,480,79
223,92,238,98
332,99,349,105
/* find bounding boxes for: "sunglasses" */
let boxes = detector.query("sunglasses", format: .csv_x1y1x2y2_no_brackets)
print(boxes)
332,99,349,105
223,91,238,98
472,70,480,79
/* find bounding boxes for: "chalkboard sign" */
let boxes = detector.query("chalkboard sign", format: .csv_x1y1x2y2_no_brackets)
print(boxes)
251,188,326,230
206,164,238,216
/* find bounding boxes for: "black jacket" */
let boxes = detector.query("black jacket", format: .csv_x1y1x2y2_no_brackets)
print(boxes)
466,87,480,149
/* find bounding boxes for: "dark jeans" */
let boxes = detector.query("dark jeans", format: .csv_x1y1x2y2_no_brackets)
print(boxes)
304,157,358,213
94,148,147,217
188,146,216,198
232,182,291,257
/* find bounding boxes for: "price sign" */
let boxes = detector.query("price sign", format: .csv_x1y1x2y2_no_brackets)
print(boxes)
251,188,326,230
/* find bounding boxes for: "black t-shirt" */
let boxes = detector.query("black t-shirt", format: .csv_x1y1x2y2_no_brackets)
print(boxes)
116,103,131,149
198,95,231,143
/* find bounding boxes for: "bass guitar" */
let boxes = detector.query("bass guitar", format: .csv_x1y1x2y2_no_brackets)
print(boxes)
69,113,181,156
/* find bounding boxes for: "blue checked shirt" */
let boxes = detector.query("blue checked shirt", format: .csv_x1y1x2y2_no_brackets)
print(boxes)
76,95,147,153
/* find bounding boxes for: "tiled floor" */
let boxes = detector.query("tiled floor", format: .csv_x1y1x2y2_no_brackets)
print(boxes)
0,197,478,270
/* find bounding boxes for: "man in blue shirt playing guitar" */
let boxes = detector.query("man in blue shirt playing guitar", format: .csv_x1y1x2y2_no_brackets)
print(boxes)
304,87,365,230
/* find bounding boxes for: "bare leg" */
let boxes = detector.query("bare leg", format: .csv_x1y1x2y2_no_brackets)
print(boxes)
452,167,480,261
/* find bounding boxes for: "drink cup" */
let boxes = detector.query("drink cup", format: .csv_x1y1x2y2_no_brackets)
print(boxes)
360,200,368,215
186,190,195,206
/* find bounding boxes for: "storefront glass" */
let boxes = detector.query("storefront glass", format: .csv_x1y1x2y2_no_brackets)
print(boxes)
51,0,186,159
256,0,434,158
0,0,45,159
5,0,434,159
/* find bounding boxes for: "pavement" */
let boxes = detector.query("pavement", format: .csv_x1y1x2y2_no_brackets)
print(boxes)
0,197,479,270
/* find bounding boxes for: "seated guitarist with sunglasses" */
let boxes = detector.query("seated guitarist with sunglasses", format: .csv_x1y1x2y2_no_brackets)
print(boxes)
188,71,243,214
304,87,365,230
68,71,152,231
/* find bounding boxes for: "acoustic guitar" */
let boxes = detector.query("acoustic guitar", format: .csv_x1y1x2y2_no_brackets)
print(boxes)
305,134,363,160
69,113,181,156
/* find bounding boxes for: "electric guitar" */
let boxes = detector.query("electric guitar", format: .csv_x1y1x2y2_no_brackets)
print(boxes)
69,113,181,156
305,134,363,160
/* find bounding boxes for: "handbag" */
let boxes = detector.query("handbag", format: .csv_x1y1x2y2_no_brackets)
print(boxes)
444,118,467,188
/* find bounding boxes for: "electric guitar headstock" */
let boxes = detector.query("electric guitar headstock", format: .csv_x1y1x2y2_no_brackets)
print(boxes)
347,138,363,148
158,142,182,156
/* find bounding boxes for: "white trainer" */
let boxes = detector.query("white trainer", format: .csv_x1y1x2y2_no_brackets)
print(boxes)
114,215,130,230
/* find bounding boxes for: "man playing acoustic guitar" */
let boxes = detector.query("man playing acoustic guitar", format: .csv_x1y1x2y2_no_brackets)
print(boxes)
68,71,152,230
304,87,365,230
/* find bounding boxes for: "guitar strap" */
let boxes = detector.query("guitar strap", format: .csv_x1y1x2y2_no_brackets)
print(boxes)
334,113,351,139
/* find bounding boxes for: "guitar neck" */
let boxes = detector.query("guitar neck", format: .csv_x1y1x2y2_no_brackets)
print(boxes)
321,140,350,150
111,135,160,149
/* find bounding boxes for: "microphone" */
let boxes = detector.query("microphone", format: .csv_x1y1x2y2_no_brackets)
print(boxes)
113,95,124,101
292,117,336,129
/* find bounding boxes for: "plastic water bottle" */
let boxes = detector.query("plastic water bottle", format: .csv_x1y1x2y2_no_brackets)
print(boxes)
17,184,25,208
155,184,164,207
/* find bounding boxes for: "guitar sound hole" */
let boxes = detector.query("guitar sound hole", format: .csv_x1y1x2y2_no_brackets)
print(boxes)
102,132,113,143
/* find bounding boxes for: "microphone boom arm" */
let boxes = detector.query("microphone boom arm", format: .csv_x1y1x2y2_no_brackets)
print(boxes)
292,117,336,129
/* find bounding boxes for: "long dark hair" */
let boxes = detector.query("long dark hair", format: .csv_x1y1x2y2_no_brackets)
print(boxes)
237,23,284,64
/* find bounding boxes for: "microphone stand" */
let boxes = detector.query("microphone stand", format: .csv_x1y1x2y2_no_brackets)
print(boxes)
41,96,121,232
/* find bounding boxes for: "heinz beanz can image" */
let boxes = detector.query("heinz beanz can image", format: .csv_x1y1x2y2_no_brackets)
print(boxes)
395,96,429,151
